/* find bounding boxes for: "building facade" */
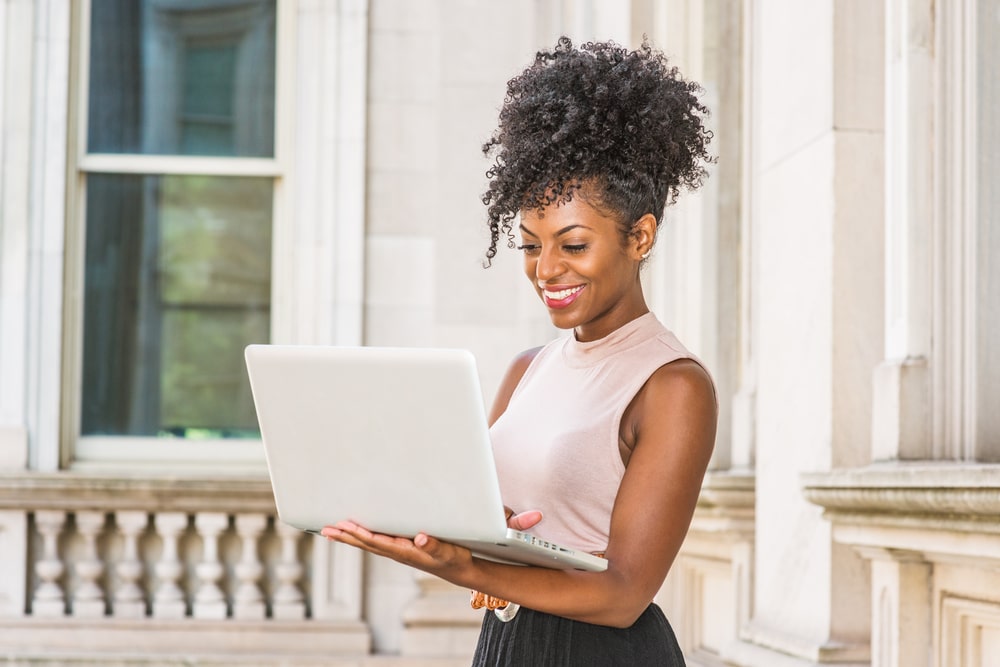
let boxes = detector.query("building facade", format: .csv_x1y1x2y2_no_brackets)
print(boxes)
0,0,997,665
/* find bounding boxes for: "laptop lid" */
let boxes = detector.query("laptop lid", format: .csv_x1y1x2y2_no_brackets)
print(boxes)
245,344,511,544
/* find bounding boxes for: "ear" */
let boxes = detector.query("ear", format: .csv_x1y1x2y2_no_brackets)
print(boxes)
630,213,658,260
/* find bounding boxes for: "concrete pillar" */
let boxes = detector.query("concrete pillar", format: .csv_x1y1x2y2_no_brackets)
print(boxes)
735,0,881,663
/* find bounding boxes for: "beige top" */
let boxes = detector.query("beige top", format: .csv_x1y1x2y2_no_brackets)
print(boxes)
489,312,701,554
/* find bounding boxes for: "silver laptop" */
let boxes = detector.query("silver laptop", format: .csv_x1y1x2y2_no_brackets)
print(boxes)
244,344,607,572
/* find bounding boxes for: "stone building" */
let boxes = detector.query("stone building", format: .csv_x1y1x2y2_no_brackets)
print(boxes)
0,0,997,665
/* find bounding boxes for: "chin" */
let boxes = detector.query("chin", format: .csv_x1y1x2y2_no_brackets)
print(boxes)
546,311,583,331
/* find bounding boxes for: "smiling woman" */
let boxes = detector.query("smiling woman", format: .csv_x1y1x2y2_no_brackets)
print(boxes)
322,36,716,667
517,194,656,341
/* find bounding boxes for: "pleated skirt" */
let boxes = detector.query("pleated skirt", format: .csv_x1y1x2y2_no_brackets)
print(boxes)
471,603,686,666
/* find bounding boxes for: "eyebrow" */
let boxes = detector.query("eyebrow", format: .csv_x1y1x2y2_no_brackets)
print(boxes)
518,223,592,237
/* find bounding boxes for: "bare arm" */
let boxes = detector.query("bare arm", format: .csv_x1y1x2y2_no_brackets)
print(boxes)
325,356,716,627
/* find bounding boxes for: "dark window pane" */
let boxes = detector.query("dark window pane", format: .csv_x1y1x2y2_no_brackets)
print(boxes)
88,0,276,157
82,174,272,437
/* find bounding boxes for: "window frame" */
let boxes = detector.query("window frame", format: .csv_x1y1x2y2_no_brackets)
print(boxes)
62,0,296,470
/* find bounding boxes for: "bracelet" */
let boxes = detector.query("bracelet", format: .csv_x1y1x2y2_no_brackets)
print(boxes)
468,508,517,616
470,590,510,611
469,552,604,620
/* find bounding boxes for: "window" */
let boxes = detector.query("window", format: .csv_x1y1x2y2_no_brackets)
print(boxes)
68,0,282,464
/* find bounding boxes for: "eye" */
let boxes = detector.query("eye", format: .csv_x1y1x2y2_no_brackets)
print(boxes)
517,244,541,256
563,244,588,254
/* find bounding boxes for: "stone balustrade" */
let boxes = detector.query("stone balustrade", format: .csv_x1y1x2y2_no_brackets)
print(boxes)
24,507,308,621
0,473,371,664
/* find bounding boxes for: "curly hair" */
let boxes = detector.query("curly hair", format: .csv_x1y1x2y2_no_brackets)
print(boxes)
481,36,713,264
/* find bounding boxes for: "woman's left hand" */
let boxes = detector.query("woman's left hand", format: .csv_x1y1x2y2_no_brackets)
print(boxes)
320,521,474,576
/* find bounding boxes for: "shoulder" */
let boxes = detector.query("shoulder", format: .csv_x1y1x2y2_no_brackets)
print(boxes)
623,357,717,457
487,347,543,424
641,358,718,425
510,346,544,375
647,358,716,403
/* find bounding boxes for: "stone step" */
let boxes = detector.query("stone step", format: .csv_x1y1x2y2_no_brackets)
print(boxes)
0,657,471,667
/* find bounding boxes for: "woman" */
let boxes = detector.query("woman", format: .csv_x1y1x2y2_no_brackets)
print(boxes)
323,37,717,665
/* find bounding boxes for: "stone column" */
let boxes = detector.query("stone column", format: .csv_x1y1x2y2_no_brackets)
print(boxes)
872,0,935,462
232,513,267,620
272,520,306,620
728,0,880,664
193,512,229,620
862,548,932,667
113,511,149,618
32,510,66,617
152,512,188,619
72,511,107,617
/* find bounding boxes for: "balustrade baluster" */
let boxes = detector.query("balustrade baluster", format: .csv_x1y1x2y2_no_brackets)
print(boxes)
113,511,149,618
32,510,67,617
193,512,229,619
152,512,188,618
73,511,107,617
233,513,267,620
272,520,306,619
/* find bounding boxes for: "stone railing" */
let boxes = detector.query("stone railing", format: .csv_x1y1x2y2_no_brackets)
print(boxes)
27,508,309,620
0,473,371,665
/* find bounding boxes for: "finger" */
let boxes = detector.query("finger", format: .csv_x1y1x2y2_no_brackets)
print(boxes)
334,520,373,539
324,528,373,551
413,532,446,555
326,522,399,555
509,510,543,530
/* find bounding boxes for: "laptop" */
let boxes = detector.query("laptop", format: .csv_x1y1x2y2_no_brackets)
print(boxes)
244,344,607,572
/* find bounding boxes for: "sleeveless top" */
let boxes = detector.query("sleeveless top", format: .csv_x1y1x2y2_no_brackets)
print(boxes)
489,312,702,554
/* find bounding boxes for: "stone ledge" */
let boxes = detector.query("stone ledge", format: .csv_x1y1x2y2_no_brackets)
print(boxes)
698,469,755,511
802,462,1000,564
0,657,468,667
0,617,371,660
801,462,1000,521
735,621,869,664
0,472,275,513
721,636,870,667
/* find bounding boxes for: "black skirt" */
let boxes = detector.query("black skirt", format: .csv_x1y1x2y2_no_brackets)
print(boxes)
471,603,686,666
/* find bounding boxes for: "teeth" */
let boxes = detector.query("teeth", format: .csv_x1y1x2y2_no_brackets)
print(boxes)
544,286,583,300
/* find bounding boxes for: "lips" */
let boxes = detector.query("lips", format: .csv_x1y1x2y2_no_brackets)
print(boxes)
541,284,585,309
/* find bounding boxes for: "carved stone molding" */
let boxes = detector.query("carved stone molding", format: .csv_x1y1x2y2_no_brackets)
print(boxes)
0,472,275,513
802,462,1000,566
698,469,756,511
802,463,1000,524
689,470,756,536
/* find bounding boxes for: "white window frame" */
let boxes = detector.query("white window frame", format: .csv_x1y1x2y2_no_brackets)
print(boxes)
61,0,368,471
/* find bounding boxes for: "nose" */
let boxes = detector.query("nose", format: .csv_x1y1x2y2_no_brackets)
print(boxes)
534,245,563,282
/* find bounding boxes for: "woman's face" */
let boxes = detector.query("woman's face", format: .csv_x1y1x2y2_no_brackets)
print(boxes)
518,196,653,342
